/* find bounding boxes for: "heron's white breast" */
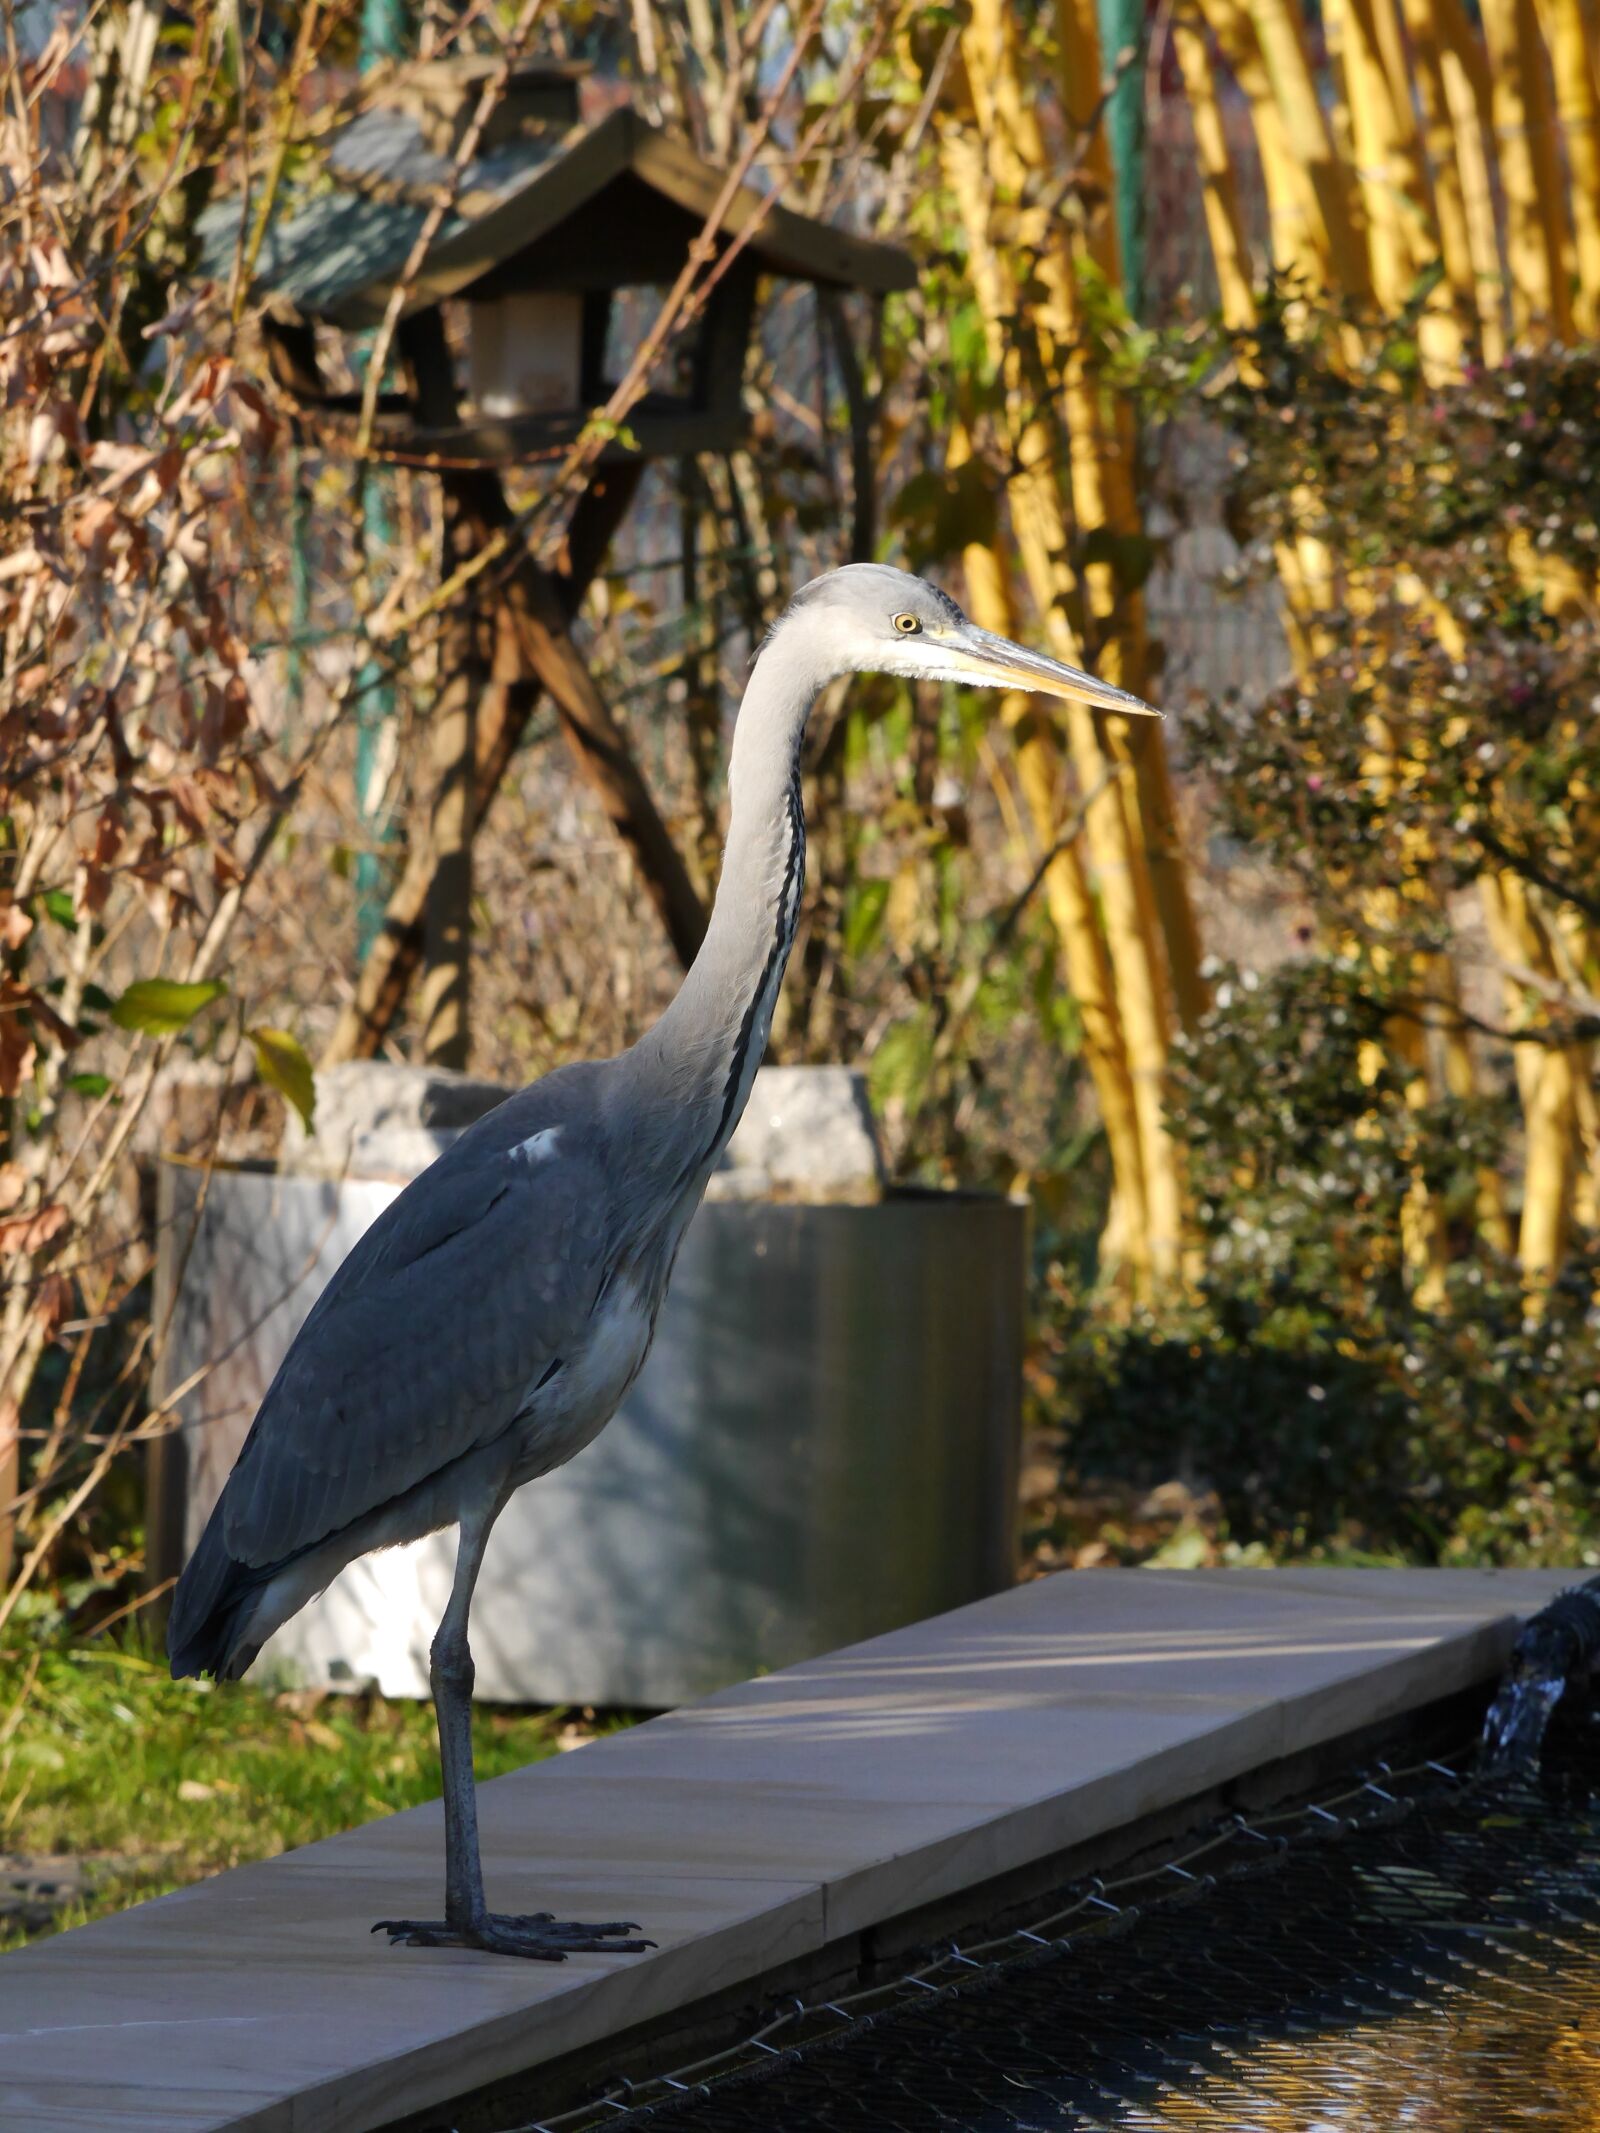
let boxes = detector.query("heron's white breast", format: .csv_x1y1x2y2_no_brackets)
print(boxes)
511,1273,654,1482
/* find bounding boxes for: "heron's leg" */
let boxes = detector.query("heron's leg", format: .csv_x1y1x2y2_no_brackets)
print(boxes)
433,1497,496,1930
373,1495,654,1962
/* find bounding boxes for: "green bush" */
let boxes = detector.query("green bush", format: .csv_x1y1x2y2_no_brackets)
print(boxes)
1055,957,1600,1565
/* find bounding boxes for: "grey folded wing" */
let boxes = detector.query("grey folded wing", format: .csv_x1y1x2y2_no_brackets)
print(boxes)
219,1139,610,1571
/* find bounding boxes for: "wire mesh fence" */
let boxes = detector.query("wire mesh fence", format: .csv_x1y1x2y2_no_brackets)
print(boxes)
476,1689,1600,2133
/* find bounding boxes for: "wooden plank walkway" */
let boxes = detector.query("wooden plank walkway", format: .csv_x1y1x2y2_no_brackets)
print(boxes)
0,1566,1570,2132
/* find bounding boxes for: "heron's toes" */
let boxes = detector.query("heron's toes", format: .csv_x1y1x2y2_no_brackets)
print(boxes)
371,1913,654,1960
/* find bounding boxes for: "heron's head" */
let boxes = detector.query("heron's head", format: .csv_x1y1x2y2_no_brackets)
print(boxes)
765,563,1159,718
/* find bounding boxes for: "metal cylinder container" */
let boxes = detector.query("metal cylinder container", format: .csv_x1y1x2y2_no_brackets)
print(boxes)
152,1161,1025,1707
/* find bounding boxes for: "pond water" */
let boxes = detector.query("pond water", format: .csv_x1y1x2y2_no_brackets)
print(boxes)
631,1701,1600,2133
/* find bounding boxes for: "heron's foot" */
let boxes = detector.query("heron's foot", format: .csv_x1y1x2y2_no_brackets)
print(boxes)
372,1911,654,1961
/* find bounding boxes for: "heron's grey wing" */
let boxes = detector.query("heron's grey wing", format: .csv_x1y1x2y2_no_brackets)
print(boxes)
219,1140,609,1570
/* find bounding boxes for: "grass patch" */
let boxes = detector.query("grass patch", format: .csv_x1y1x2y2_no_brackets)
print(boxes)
0,1625,621,1948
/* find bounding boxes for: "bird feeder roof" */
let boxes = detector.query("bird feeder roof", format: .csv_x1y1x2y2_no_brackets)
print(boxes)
205,67,915,332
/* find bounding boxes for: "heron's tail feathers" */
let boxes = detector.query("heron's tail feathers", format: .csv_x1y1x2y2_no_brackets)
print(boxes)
166,1503,266,1682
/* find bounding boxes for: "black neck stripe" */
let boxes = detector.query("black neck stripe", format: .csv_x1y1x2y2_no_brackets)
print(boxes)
711,770,806,1151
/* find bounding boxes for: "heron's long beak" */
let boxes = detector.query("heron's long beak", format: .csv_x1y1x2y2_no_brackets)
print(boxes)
945,625,1161,718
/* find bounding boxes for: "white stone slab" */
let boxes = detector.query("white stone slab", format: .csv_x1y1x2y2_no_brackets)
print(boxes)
0,1567,1573,2133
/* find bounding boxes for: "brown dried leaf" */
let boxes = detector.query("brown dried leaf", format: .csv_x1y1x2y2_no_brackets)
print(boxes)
143,286,215,342
166,776,211,837
0,1007,36,1097
27,992,80,1050
126,445,185,520
70,495,120,555
165,352,231,427
227,380,279,453
93,803,125,870
87,440,150,482
0,1202,68,1256
25,409,58,478
34,1272,71,1339
76,861,109,916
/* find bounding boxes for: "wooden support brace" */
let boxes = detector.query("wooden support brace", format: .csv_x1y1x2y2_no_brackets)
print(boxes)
322,462,653,1065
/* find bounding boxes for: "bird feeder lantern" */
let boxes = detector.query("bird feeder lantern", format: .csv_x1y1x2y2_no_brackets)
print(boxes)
223,57,915,465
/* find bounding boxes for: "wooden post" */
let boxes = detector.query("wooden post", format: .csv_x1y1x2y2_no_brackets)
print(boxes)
402,313,484,1068
419,586,478,1069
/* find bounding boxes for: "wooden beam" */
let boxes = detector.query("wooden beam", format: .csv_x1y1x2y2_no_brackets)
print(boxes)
484,519,709,970
302,398,748,467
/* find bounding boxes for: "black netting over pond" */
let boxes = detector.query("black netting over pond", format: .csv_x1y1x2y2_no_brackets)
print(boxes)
508,1686,1600,2133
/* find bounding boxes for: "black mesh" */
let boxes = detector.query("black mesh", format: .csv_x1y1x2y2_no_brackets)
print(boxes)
529,1693,1600,2133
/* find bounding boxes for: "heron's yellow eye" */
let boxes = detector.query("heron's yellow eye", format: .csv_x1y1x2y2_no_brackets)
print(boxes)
893,613,921,635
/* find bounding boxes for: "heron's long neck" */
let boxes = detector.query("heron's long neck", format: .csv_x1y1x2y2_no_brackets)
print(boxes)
628,640,825,1177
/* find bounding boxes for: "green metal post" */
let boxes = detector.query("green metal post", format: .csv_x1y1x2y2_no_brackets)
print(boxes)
286,446,312,736
1095,0,1148,321
354,0,408,958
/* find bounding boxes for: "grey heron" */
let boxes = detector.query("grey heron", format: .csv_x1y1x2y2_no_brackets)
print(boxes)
167,562,1157,1961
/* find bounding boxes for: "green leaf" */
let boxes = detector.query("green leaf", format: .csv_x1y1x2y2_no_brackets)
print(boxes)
66,1072,112,1099
868,1011,935,1119
843,879,890,960
42,889,77,930
109,978,227,1036
248,1027,315,1130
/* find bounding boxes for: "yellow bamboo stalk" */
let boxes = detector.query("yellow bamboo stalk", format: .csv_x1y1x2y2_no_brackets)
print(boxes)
998,677,1156,1293
1400,0,1491,358
1195,0,1331,295
1340,0,1469,375
1355,682,1454,1302
1368,0,1426,140
1046,24,1209,1037
1052,0,1122,287
1480,870,1579,1286
1479,0,1574,338
1172,12,1259,330
1547,901,1600,1230
942,41,1187,1284
1479,873,1544,1117
1434,952,1516,1253
1536,0,1600,335
1572,1074,1600,1231
1424,0,1510,360
1400,1072,1453,1308
1327,0,1419,313
1244,0,1374,301
1322,0,1358,179
1575,0,1600,111
955,455,1154,1292
1171,7,1337,659
1520,1045,1577,1280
